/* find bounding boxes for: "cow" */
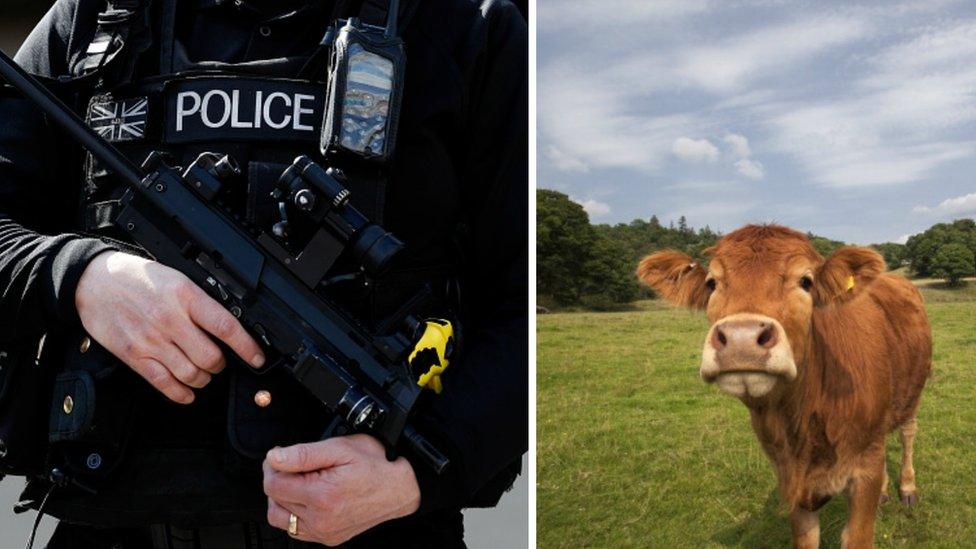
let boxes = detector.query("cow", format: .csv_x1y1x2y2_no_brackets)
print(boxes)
636,225,931,549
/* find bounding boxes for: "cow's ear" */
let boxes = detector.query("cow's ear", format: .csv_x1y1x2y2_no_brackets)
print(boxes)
814,246,886,305
636,250,710,309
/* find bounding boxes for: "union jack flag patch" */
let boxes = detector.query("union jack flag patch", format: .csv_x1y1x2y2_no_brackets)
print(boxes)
87,96,148,142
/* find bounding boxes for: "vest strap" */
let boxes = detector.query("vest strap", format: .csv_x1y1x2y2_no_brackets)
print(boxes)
73,0,153,90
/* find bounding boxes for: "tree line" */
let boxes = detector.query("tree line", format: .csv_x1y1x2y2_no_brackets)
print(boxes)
904,219,976,285
538,190,976,309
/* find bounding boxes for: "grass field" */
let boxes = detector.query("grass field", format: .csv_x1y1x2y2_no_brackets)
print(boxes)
538,280,976,548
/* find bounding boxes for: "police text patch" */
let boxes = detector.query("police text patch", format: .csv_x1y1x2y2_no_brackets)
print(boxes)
163,78,325,144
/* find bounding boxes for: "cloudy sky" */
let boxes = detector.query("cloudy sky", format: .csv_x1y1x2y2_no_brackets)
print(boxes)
538,0,976,244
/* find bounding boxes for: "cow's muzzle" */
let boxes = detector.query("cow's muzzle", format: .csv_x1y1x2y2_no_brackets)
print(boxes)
700,313,797,398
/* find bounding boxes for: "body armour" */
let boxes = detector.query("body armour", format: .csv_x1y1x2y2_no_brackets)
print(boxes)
15,0,462,528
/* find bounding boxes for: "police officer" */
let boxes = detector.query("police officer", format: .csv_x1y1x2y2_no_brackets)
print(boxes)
0,0,527,547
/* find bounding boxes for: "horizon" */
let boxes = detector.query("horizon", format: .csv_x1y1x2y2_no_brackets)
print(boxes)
540,186,975,245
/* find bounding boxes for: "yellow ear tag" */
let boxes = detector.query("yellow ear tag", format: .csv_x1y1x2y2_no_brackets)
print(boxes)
845,275,855,292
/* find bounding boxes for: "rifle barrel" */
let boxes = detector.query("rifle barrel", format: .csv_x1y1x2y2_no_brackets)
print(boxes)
0,50,144,188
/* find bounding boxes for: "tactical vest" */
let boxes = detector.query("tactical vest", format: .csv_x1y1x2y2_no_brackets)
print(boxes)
11,0,466,527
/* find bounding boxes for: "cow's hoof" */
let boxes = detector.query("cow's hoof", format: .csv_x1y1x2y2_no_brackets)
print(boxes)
879,493,890,505
900,491,918,507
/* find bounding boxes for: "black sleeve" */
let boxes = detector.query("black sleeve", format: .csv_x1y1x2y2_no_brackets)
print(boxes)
0,0,118,343
410,0,528,513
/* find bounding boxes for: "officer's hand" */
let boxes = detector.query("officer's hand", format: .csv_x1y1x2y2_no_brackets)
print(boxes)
263,435,421,546
75,251,265,404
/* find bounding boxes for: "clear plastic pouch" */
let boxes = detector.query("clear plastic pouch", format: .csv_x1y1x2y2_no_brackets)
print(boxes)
320,9,406,163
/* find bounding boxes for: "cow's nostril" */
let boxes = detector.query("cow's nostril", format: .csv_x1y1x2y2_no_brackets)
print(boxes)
757,325,776,348
715,328,727,348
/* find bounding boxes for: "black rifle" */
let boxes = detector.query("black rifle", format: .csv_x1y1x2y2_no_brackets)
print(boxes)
0,51,449,473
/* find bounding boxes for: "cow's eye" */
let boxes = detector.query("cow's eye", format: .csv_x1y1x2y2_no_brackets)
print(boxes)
800,276,814,292
705,278,717,291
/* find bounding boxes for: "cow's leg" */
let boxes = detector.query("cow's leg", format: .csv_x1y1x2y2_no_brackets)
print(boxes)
790,508,820,549
899,417,919,506
841,451,884,549
879,465,889,504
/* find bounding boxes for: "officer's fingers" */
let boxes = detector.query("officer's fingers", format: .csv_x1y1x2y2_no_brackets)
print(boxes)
131,357,195,404
263,468,317,505
185,289,265,369
266,439,354,473
267,498,313,541
158,343,211,389
266,497,291,530
173,323,226,374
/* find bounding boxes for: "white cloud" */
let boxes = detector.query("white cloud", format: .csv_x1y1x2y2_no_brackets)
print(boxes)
820,144,974,187
723,133,751,158
665,180,739,191
723,133,765,179
912,192,976,216
734,158,765,180
537,15,871,174
544,146,589,173
756,20,976,187
714,89,778,111
677,17,871,92
584,16,872,96
540,0,712,32
539,60,704,172
875,0,970,16
672,137,720,163
765,88,976,187
895,234,913,244
870,20,976,76
572,197,612,218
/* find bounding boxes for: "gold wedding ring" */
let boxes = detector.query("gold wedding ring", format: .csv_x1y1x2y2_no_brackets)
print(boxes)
288,512,299,536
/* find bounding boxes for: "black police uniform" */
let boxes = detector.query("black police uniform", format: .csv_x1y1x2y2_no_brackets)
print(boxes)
0,0,527,547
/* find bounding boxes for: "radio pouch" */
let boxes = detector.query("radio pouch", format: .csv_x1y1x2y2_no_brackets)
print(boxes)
320,1,406,163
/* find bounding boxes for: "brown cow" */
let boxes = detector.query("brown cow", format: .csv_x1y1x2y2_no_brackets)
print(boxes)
637,225,931,549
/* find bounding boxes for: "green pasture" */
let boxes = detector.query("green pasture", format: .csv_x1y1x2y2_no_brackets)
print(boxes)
537,281,976,548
